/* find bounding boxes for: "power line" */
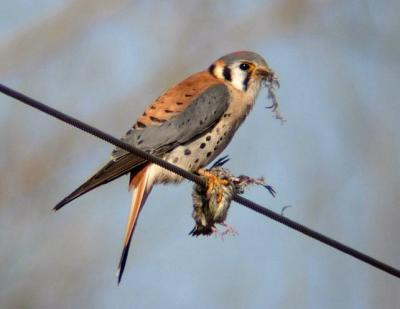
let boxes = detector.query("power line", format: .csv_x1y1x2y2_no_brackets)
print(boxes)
1,83,399,279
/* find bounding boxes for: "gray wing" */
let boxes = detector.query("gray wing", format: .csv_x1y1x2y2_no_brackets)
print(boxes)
111,84,230,159
54,84,230,210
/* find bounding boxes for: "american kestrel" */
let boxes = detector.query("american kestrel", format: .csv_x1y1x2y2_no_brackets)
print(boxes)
54,51,277,282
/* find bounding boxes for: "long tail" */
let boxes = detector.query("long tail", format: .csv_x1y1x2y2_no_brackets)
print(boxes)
117,164,153,284
54,155,146,211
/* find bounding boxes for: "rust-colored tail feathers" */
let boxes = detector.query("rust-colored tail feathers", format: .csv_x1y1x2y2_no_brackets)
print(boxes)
117,165,153,284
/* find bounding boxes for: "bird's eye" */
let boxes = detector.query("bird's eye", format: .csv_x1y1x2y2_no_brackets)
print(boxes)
239,63,250,71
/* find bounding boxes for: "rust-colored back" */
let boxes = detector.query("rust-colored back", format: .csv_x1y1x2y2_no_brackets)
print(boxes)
133,71,222,129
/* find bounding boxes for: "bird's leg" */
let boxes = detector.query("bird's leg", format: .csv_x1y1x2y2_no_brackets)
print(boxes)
220,223,239,237
211,225,225,241
197,168,229,203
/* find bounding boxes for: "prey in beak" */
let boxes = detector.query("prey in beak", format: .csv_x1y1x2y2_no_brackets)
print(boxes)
257,66,285,123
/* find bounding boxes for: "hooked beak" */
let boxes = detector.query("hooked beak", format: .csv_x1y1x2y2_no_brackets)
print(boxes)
256,66,280,88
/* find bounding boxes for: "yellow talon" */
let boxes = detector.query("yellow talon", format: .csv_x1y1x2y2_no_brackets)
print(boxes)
197,168,229,203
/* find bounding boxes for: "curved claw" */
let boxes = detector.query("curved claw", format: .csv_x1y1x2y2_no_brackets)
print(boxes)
263,184,276,197
211,155,230,168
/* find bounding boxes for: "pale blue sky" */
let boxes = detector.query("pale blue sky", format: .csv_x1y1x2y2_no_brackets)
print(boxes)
1,1,399,308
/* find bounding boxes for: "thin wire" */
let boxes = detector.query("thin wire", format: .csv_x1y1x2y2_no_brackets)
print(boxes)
0,84,205,186
233,195,400,278
1,83,399,279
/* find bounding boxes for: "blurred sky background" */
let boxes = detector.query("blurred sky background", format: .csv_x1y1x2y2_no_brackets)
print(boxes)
1,0,400,308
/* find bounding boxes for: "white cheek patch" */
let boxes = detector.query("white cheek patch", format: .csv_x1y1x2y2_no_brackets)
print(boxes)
230,68,247,91
213,65,224,80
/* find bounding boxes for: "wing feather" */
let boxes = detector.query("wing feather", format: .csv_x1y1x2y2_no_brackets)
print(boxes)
54,73,230,210
112,83,230,159
53,156,146,210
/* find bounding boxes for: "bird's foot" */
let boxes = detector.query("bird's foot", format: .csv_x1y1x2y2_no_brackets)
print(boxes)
220,223,239,237
233,175,276,197
197,168,230,203
211,225,225,241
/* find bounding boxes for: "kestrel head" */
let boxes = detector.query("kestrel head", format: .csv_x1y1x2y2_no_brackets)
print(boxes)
209,51,274,93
